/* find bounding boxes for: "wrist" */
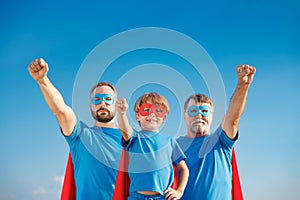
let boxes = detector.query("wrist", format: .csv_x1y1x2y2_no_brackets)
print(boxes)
176,188,184,194
118,111,127,116
36,76,49,85
237,82,250,89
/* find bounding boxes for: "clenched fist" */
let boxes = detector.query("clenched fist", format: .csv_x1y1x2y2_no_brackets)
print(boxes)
236,64,256,85
28,58,49,81
116,98,128,115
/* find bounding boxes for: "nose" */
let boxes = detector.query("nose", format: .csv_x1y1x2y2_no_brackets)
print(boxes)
148,113,156,117
99,100,106,106
195,112,203,118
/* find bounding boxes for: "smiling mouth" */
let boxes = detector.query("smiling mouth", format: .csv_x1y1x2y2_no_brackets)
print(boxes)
146,118,158,123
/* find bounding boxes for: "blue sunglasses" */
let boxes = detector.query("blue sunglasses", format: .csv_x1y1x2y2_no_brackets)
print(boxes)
91,94,114,105
187,105,211,117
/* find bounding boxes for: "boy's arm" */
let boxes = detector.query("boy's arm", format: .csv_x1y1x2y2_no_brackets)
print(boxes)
164,160,189,200
28,58,76,136
116,98,133,142
175,160,189,197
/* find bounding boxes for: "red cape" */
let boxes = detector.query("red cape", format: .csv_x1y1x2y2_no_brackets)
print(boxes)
61,148,243,200
60,149,130,200
231,148,244,200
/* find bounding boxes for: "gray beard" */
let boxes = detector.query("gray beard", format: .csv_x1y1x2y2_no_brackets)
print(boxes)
190,124,206,135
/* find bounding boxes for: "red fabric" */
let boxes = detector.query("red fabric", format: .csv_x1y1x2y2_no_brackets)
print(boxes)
61,149,243,200
171,148,244,200
60,153,76,200
60,151,130,200
232,148,244,200
113,149,130,200
171,165,178,189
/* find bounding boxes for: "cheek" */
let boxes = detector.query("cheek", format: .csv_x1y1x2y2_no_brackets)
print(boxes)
206,116,213,124
184,114,192,124
109,105,115,112
89,103,95,111
158,117,165,124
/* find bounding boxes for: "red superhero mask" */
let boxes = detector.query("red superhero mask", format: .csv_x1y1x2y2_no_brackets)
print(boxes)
138,104,166,118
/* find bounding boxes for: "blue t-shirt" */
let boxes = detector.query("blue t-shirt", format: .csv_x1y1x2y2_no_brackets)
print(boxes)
65,120,123,200
122,130,186,195
176,126,237,200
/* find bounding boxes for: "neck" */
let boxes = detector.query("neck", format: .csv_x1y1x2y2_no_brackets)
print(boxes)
186,131,209,138
94,120,117,128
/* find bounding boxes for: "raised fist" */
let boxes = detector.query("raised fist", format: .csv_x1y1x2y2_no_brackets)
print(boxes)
28,58,49,81
116,98,128,115
236,64,256,85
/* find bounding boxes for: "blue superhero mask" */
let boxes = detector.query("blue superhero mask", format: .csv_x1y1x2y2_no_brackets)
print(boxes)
91,94,114,105
187,105,211,117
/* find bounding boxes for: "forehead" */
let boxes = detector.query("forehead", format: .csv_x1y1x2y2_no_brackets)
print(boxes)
187,99,211,108
91,86,115,96
143,100,157,105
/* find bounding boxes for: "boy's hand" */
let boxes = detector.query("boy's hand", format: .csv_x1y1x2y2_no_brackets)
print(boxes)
164,188,183,200
116,98,128,115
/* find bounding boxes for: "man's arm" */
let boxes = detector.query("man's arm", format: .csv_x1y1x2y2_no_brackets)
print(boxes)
222,64,256,139
28,58,76,136
116,98,133,142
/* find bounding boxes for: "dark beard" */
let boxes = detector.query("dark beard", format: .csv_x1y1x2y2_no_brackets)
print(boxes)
91,108,115,123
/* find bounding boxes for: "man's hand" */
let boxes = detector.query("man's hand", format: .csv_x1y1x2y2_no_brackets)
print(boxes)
236,64,256,86
116,98,128,115
28,58,49,81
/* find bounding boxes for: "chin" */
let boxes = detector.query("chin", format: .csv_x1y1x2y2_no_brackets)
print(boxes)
143,125,159,132
191,126,206,135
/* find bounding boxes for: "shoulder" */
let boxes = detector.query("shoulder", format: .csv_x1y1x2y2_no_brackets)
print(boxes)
65,120,87,137
209,126,237,149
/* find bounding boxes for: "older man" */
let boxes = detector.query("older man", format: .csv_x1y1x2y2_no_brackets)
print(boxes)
177,64,256,200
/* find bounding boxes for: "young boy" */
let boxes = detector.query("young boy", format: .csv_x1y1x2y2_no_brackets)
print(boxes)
116,92,189,200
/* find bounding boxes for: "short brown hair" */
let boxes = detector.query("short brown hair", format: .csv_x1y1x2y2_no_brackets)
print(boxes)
134,92,170,114
184,94,214,111
90,82,117,96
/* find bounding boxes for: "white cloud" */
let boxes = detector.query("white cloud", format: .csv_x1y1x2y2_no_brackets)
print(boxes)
33,186,49,195
54,175,64,188
32,175,63,198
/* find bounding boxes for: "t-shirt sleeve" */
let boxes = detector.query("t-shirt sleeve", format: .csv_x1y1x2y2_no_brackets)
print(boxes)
64,119,83,149
218,126,238,149
121,129,137,149
171,138,187,166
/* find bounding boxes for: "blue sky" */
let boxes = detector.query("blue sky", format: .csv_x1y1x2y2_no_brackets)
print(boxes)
1,0,299,199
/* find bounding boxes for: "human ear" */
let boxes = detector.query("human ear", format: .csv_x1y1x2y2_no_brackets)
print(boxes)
183,111,188,121
135,112,140,121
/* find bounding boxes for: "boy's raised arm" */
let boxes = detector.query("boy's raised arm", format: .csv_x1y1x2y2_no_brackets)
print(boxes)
116,98,133,141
